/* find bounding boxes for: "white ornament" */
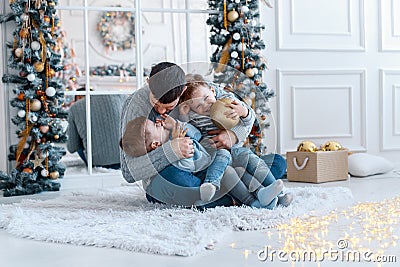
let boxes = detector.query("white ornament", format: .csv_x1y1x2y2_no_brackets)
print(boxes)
252,20,257,26
231,51,239,58
31,41,41,51
15,48,23,58
235,0,240,3
29,113,38,122
237,43,246,51
17,110,26,118
41,169,49,177
249,92,256,98
232,32,241,40
221,29,230,35
24,142,29,149
27,73,36,82
241,6,249,13
46,87,56,97
256,108,261,114
20,14,29,22
253,68,259,75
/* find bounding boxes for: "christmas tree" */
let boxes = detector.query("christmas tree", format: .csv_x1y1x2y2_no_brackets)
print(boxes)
207,0,273,154
0,0,67,197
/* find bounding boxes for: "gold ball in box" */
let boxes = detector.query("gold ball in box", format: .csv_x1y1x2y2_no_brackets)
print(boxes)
321,141,343,151
210,98,240,130
297,141,317,152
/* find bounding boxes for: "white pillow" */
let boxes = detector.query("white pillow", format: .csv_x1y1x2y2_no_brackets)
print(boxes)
348,153,394,177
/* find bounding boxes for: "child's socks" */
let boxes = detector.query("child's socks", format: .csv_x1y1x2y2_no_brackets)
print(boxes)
263,197,278,210
200,183,217,202
257,180,283,207
278,192,294,207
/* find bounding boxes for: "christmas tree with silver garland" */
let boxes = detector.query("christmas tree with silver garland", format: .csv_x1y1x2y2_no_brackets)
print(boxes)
207,0,274,154
0,0,67,196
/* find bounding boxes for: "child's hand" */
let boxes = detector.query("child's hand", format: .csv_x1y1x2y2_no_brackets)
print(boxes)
171,122,188,139
160,114,177,130
224,100,249,119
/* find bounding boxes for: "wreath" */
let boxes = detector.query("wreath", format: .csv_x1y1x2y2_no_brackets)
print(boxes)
97,6,135,51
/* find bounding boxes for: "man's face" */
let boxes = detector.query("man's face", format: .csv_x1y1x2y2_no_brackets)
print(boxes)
149,92,180,115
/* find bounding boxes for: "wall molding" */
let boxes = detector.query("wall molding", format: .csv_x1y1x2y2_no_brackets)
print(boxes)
276,0,365,51
277,69,367,153
380,69,400,151
291,86,354,139
379,0,400,52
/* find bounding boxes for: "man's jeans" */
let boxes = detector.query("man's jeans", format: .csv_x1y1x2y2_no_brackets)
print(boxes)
145,151,287,207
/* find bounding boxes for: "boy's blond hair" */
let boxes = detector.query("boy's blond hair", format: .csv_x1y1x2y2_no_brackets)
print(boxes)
180,74,209,104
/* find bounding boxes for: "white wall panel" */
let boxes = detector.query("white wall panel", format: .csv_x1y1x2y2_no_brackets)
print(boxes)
278,70,366,152
292,86,353,138
381,70,400,150
277,0,365,51
380,0,400,51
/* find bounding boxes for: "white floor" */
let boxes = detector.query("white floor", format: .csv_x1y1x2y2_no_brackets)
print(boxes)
1,169,400,267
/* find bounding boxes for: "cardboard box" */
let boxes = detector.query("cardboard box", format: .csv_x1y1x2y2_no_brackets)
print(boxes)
286,150,348,183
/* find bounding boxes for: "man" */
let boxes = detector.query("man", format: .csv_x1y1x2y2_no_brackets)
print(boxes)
120,62,286,207
67,92,126,169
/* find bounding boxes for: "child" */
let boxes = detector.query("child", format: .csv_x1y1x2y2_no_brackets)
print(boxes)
121,115,283,208
179,74,293,207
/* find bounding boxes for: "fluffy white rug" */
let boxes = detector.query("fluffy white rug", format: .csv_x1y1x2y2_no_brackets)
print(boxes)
0,184,353,256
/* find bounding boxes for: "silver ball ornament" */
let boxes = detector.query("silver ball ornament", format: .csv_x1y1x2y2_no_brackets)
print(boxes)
231,51,239,58
46,87,56,97
233,32,241,40
31,41,41,51
15,48,23,58
41,169,49,177
27,73,36,82
241,6,249,13
237,43,246,51
20,14,29,22
17,110,26,118
29,113,38,122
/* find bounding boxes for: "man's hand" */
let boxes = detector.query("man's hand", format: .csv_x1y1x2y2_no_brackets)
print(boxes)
170,137,194,159
208,129,237,149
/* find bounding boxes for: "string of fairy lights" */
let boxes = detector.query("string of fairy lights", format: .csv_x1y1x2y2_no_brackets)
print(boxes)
226,196,400,265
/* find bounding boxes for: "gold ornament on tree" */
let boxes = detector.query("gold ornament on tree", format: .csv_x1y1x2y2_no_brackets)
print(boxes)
49,171,59,179
245,68,255,78
30,99,42,111
227,10,239,22
297,140,318,152
33,61,45,72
